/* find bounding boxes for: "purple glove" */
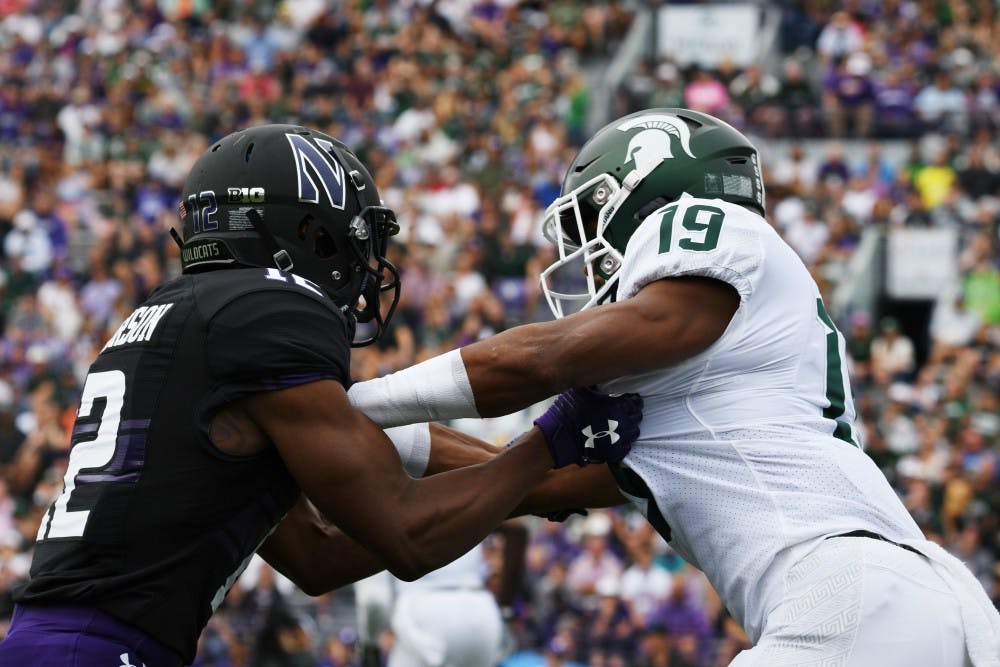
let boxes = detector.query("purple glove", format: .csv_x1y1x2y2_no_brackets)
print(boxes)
534,387,643,468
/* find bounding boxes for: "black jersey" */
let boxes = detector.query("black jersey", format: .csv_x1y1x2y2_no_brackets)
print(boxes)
15,267,352,662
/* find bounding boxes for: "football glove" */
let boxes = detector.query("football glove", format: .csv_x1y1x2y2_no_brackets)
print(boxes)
537,508,588,523
534,387,643,468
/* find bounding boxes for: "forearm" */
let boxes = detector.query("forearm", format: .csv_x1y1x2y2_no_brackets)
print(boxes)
425,424,626,517
387,429,551,579
348,349,481,427
259,496,390,595
424,423,502,475
511,464,626,516
460,321,572,415
347,322,569,427
381,422,499,479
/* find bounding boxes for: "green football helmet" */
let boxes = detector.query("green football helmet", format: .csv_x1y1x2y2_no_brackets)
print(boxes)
540,108,764,318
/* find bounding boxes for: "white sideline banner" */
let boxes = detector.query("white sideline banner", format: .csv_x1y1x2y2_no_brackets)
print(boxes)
886,228,958,299
657,4,761,68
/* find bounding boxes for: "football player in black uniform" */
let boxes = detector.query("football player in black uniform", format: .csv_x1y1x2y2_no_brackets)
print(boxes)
0,125,643,666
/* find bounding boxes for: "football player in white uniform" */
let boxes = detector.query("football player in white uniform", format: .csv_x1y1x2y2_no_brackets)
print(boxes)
354,543,504,667
349,108,1000,666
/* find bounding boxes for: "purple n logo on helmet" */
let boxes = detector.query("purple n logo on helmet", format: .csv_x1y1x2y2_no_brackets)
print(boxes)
285,133,346,210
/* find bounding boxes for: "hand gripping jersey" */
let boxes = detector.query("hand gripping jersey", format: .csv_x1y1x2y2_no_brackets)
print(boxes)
599,195,922,642
16,267,352,663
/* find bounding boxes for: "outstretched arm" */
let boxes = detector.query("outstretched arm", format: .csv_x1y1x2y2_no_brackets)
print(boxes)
349,277,738,424
425,423,626,514
258,421,625,594
465,277,737,414
249,380,551,583
249,380,638,587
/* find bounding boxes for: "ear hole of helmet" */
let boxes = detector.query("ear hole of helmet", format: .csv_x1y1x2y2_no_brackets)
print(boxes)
297,216,312,240
314,226,337,258
633,196,672,223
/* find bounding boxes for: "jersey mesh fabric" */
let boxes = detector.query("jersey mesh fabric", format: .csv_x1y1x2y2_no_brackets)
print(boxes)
597,198,920,642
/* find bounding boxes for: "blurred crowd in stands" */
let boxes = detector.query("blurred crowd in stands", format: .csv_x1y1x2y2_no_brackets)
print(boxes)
0,1,997,665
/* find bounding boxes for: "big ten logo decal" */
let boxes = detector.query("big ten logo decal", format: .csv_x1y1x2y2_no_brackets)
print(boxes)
228,187,266,204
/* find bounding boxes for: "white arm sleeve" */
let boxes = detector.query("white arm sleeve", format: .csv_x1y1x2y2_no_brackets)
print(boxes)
347,349,480,428
383,423,431,478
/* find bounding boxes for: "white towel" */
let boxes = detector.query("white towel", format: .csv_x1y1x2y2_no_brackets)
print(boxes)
899,538,1000,667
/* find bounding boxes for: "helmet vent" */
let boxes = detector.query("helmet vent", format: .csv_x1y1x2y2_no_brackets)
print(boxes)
244,142,255,162
297,215,313,240
727,157,748,165
211,144,221,152
314,226,337,258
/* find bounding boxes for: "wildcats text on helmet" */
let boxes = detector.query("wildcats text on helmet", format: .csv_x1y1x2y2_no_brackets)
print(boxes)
182,241,222,264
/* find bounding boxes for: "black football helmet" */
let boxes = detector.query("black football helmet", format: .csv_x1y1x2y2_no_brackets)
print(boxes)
176,124,400,346
540,108,764,317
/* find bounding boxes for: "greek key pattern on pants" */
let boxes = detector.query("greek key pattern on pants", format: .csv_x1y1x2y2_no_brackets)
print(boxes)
754,543,865,666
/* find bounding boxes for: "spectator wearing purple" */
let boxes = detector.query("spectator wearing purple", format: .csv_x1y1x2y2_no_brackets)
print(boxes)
579,576,636,664
874,67,918,137
822,53,876,137
646,576,713,666
816,141,852,184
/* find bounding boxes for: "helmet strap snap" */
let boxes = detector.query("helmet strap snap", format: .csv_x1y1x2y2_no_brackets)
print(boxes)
273,249,294,272
621,170,642,191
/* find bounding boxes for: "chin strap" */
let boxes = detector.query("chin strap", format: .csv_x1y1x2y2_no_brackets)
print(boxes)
246,208,293,272
169,227,184,250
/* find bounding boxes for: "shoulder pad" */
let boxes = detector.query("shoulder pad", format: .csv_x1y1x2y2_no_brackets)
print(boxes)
192,267,343,322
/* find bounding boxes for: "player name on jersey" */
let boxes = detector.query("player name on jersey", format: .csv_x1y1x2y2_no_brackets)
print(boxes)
103,303,175,350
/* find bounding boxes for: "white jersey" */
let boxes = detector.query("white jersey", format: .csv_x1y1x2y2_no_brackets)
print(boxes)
599,194,921,642
394,543,488,593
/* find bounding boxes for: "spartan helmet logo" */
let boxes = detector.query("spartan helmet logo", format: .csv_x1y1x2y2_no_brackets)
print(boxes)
617,114,696,179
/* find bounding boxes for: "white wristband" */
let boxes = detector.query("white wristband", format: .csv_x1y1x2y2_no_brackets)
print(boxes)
384,423,431,478
348,349,480,428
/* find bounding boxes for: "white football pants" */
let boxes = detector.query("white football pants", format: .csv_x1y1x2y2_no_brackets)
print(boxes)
730,535,1000,666
388,588,503,667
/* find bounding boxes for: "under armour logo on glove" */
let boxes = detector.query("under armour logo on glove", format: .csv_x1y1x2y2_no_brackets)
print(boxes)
119,654,146,667
582,421,620,448
535,387,643,468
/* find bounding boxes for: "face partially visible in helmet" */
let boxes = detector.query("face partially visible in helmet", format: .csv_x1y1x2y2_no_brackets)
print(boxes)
540,108,764,318
177,124,400,346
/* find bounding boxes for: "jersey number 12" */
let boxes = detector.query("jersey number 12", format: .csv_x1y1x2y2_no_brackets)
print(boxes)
37,370,126,540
